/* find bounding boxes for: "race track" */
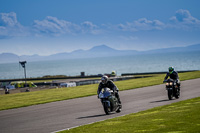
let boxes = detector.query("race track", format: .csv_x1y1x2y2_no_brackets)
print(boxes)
0,78,200,133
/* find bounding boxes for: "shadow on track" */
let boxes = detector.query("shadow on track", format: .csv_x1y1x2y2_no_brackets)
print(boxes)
77,114,106,119
77,112,116,119
150,99,175,103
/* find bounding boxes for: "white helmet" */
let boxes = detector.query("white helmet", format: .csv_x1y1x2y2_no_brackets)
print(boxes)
101,75,108,84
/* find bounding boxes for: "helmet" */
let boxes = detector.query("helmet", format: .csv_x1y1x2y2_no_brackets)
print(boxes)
169,67,174,74
101,75,108,84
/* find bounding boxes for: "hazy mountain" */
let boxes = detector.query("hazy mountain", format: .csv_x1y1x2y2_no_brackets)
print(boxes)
0,53,19,63
143,44,200,54
46,45,138,60
0,44,200,63
20,54,46,61
87,45,138,56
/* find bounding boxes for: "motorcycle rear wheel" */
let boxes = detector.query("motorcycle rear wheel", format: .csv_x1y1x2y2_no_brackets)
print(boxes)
175,89,180,99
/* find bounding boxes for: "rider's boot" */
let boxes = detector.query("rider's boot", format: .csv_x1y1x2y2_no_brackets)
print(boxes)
118,99,122,108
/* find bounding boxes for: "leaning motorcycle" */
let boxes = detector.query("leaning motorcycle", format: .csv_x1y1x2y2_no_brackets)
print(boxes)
98,88,121,115
163,79,180,100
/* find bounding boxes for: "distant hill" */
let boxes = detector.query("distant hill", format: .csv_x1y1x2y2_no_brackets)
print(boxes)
0,44,200,63
44,44,138,60
143,44,200,54
0,53,19,63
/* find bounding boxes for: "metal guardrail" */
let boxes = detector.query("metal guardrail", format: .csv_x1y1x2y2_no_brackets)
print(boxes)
0,75,102,82
121,70,198,76
1,70,198,83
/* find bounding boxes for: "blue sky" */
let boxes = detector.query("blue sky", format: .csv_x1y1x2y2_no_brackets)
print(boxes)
0,0,200,56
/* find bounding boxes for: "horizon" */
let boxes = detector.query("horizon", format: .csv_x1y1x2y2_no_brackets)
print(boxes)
1,0,200,56
1,43,200,57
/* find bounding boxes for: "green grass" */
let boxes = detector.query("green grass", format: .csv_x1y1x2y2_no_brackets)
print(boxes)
116,70,200,91
29,77,100,83
0,71,200,111
0,84,98,110
60,97,200,133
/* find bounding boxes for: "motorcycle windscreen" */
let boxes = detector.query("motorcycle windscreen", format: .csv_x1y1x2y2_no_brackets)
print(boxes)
103,91,111,98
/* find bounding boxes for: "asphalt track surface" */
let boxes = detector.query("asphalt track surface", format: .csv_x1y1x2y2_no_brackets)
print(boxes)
0,78,200,133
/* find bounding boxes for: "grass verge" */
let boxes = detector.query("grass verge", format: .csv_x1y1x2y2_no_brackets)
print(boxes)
0,71,200,111
60,96,200,133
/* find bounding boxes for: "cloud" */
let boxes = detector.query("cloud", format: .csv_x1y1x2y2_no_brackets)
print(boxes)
116,18,165,32
33,16,81,36
169,9,200,30
81,21,101,34
0,13,102,38
1,9,199,39
33,17,102,36
0,12,18,26
0,12,29,38
113,9,200,32
119,35,138,41
81,21,97,30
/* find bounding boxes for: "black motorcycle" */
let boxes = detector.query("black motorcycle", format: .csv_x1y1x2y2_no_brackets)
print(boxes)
98,88,121,115
5,88,9,94
163,79,180,100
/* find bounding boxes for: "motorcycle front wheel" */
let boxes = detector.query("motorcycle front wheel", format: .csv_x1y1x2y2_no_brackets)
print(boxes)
168,89,173,100
103,102,111,115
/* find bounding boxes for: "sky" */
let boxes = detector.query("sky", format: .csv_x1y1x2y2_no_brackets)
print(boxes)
0,0,200,56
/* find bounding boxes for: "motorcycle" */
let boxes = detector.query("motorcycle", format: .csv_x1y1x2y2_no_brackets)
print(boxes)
5,88,9,94
98,88,121,115
163,79,180,100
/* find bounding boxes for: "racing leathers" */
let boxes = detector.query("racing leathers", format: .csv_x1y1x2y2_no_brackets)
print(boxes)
97,80,121,104
164,71,180,89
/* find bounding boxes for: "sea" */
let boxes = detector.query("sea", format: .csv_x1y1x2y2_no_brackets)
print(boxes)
0,51,200,79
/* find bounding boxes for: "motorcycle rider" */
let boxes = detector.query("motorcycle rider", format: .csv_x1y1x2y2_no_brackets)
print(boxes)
164,66,180,89
4,86,9,94
97,75,122,105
